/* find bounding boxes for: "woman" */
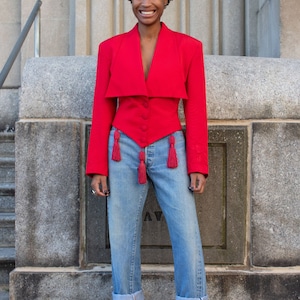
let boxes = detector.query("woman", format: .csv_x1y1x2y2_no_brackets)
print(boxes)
86,0,209,299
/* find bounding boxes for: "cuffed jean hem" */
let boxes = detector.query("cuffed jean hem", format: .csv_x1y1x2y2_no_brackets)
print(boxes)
176,296,208,300
112,290,144,300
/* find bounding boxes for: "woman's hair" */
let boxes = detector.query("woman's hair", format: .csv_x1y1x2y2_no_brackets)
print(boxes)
128,0,172,5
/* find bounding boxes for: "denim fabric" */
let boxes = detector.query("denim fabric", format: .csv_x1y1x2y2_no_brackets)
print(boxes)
112,290,144,300
176,296,209,300
108,129,208,299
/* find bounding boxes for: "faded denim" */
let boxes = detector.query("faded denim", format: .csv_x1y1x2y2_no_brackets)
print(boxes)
108,129,208,300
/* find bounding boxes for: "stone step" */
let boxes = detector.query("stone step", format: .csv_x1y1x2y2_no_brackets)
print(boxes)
9,267,300,299
0,250,15,290
0,248,15,295
0,183,15,213
0,289,9,300
0,183,15,195
0,248,15,263
0,133,15,294
0,214,15,248
0,196,15,214
0,132,16,187
0,165,15,185
0,134,14,157
0,288,9,300
0,133,15,184
0,158,14,166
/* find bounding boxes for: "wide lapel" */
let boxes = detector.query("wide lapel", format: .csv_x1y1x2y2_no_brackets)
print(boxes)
105,25,148,98
105,23,188,99
146,23,188,99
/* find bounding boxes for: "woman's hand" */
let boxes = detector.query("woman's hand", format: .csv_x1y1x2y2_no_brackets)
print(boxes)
189,173,206,194
91,174,110,197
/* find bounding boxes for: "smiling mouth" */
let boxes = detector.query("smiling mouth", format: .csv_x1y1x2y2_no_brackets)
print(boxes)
139,10,156,16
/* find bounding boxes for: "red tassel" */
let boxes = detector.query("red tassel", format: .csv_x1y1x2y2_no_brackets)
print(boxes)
167,135,178,168
138,151,147,184
112,130,121,161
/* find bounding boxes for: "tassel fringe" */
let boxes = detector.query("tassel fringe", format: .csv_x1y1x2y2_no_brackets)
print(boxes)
112,130,121,161
112,131,176,184
138,151,147,184
167,135,178,168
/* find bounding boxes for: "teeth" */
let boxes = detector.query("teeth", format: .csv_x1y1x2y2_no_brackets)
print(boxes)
140,11,155,15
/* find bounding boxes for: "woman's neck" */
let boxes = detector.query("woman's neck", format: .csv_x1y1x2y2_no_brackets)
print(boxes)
138,22,162,40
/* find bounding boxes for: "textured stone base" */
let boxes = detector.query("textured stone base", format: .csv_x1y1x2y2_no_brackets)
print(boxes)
9,266,300,300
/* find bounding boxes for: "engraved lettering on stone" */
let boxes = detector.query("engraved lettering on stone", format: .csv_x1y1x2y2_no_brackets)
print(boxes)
144,211,163,222
144,212,152,221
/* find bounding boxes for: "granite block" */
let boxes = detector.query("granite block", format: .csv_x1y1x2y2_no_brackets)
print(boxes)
252,122,300,266
15,121,82,267
205,56,300,120
19,56,96,120
9,267,300,300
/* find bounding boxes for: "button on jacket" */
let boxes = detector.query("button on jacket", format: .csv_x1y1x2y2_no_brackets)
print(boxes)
86,23,208,177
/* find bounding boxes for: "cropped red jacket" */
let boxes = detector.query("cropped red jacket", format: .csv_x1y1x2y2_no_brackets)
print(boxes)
86,23,208,177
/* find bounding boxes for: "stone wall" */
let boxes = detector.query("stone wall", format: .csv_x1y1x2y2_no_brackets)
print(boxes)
1,0,300,131
9,55,300,299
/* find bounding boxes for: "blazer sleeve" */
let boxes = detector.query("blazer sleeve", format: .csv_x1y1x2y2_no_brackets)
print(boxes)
86,42,117,177
183,41,209,176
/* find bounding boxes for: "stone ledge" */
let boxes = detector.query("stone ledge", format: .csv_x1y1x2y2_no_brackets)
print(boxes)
9,267,300,300
205,55,300,120
19,56,300,121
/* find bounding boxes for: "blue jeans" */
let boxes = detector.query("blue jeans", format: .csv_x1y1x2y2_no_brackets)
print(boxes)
108,129,208,300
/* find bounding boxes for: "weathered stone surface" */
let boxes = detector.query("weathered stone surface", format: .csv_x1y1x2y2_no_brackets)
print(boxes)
85,126,248,265
13,54,300,298
20,56,300,121
9,267,300,300
19,57,96,120
205,55,300,120
208,269,300,300
15,121,81,267
0,90,19,131
252,122,300,266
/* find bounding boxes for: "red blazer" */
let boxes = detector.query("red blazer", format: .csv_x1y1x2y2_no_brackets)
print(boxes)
86,23,208,177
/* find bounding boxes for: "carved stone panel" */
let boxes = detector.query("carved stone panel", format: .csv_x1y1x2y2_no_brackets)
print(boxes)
85,126,247,265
